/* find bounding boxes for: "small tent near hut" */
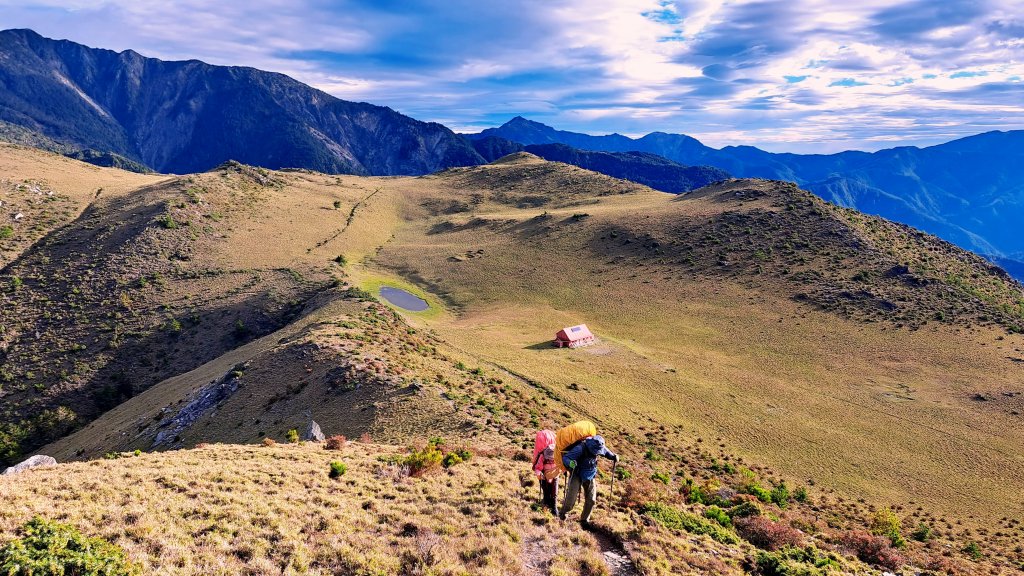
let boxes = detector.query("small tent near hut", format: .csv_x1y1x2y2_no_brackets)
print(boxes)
554,324,595,348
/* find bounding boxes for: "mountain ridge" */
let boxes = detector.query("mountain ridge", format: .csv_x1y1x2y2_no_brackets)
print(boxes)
469,137,731,193
0,28,486,175
470,117,1024,275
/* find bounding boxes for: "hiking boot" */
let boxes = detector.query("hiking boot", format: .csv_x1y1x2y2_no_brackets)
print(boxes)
558,512,566,521
580,520,593,531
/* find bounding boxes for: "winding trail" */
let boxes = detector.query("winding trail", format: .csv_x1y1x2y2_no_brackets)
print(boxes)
310,186,382,251
589,527,638,576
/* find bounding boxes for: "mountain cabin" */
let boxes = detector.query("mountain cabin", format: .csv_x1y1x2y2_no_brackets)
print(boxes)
554,324,595,348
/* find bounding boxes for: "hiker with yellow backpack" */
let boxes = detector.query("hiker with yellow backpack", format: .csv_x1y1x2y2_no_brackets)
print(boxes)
546,421,618,529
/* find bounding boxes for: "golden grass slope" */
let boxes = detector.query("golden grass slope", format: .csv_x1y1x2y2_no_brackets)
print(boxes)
1,442,617,575
363,161,1024,529
0,143,167,266
4,149,1024,573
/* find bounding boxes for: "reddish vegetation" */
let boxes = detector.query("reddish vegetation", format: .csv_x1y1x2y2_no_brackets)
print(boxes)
324,435,347,450
734,516,804,550
840,530,905,571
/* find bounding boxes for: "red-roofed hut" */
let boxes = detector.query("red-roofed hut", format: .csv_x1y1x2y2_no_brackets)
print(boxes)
554,324,595,348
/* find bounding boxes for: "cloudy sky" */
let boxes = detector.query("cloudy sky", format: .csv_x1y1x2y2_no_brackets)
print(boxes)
2,0,1022,152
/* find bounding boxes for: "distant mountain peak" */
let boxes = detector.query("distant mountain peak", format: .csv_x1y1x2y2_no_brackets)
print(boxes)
0,29,485,175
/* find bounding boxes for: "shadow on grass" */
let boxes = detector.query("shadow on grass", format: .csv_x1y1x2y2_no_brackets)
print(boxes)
524,340,557,350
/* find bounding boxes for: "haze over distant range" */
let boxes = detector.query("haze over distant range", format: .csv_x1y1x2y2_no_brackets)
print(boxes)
1,0,1022,153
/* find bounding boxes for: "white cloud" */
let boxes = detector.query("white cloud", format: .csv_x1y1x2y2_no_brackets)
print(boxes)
1,0,1022,152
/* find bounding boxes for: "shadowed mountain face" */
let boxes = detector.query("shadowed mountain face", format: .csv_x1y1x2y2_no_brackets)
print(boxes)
0,29,485,175
472,117,1024,275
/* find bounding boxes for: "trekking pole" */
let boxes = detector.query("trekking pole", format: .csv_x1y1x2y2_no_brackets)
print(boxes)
609,461,618,504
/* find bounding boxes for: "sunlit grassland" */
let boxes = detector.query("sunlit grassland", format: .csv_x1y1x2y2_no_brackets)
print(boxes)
368,170,1024,526
0,442,609,575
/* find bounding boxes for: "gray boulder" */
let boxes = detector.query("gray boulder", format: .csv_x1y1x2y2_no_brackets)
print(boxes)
303,420,325,442
3,455,57,475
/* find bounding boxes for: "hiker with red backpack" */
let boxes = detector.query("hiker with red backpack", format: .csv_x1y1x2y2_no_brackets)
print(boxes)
553,421,618,529
532,430,559,514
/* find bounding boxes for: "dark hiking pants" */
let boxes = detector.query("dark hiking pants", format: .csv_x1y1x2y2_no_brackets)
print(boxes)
541,477,559,514
560,473,598,523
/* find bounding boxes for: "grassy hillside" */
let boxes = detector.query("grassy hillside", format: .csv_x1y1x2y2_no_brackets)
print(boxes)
3,148,1024,574
368,157,1024,528
0,159,355,462
1,443,616,575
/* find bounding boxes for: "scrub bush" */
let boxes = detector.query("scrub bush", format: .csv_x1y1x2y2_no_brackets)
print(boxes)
0,517,140,575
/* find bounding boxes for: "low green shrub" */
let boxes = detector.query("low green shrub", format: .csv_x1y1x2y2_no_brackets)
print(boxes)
792,486,808,503
770,482,791,508
0,225,13,240
869,508,905,548
442,452,464,468
402,444,443,477
743,481,773,503
727,500,763,519
704,505,731,527
685,483,706,504
286,429,300,444
343,287,376,301
962,541,982,560
752,546,840,576
650,472,670,484
329,461,346,479
911,522,932,542
156,214,178,229
0,517,140,575
642,502,738,544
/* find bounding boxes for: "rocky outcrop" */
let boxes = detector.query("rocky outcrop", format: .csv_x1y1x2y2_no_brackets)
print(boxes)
3,454,57,475
303,420,325,442
152,369,241,448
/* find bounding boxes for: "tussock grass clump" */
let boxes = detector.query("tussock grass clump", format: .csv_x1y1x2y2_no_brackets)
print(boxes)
0,517,140,576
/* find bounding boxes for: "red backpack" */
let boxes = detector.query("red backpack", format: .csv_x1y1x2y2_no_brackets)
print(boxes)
532,429,556,478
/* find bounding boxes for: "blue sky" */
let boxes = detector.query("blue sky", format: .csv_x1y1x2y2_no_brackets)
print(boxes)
2,0,1022,153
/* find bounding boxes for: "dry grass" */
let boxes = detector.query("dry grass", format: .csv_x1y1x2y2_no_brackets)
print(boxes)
4,149,1024,573
361,166,1024,532
0,442,610,575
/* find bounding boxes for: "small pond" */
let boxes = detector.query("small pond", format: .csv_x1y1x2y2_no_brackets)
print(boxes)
379,286,429,312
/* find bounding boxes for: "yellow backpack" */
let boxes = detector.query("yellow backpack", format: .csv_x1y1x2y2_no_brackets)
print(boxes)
546,420,597,479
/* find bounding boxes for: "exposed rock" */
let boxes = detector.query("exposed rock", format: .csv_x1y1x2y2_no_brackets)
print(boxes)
152,369,242,448
303,420,325,442
3,454,57,475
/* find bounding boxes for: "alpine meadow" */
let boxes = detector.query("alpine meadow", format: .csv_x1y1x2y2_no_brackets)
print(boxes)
1,5,1024,576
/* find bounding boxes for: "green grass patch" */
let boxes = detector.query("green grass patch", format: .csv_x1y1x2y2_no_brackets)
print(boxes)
642,502,738,544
